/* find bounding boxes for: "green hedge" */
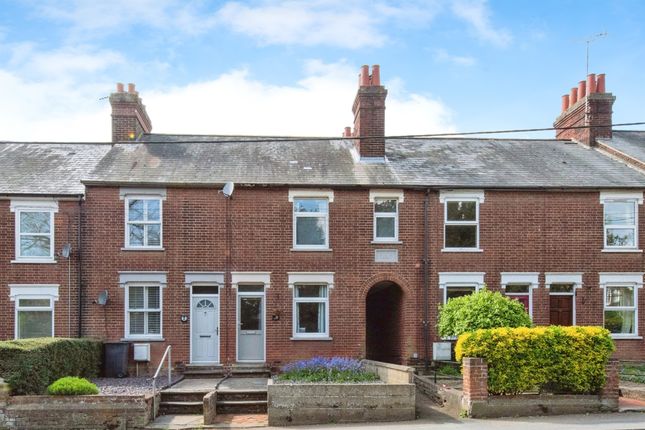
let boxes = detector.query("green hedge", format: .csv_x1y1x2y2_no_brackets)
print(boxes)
456,326,615,395
0,338,102,395
47,377,99,395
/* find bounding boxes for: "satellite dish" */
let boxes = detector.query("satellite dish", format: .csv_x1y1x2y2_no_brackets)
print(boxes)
97,290,109,306
222,181,234,198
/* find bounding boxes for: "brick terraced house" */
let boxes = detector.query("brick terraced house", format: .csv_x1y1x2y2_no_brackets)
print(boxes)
2,66,645,370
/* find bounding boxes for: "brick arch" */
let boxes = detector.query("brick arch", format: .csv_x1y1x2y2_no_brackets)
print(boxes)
360,272,411,299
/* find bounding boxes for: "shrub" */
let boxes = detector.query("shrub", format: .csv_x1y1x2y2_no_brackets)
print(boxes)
277,357,379,383
47,377,99,396
0,338,102,395
438,288,532,338
456,326,615,395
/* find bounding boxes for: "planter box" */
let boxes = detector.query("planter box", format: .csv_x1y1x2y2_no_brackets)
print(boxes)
0,394,155,430
268,360,415,426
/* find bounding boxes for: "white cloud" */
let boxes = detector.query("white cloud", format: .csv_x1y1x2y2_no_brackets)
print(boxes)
0,60,454,141
451,0,512,47
434,48,476,66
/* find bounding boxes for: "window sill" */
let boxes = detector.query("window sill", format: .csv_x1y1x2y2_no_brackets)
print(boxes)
441,248,483,253
11,259,57,264
290,336,333,341
120,337,165,342
601,249,643,253
371,240,403,245
290,248,333,252
121,247,165,252
610,335,642,340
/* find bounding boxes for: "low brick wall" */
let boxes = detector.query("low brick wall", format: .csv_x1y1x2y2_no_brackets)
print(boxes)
268,360,415,426
0,394,154,430
461,357,620,418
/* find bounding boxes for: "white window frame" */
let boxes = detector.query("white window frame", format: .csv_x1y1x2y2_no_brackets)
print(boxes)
600,191,643,252
370,190,404,243
439,190,484,252
288,272,333,340
600,273,643,339
119,272,166,340
501,273,539,319
10,200,58,263
438,272,485,303
288,190,334,251
120,188,166,250
9,284,59,339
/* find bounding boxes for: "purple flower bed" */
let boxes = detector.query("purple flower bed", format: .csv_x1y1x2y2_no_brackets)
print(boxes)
277,357,379,383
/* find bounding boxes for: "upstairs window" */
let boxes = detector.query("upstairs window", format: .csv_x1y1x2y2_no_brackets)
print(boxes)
11,200,58,263
289,190,334,250
120,188,166,250
600,191,642,251
370,190,404,243
440,191,484,251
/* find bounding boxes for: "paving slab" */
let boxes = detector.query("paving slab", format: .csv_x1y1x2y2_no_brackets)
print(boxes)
218,377,268,391
165,378,222,392
147,413,267,429
621,381,645,401
620,396,645,412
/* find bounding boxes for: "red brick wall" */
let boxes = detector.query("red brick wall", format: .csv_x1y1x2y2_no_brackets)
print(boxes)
0,200,81,340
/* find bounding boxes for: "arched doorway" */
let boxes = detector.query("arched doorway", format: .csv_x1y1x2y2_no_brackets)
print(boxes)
365,281,404,364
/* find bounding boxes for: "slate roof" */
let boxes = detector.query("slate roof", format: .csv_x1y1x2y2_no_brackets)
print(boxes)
598,131,645,162
82,134,645,189
0,142,112,195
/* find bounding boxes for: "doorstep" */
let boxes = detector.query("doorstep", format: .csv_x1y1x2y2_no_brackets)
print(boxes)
146,414,268,429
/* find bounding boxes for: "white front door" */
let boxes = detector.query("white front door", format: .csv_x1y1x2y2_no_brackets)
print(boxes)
192,295,219,363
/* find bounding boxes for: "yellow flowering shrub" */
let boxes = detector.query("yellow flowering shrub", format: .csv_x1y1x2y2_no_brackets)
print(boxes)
456,326,615,395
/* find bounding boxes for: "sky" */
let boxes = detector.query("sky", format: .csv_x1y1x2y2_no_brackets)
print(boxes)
0,0,643,142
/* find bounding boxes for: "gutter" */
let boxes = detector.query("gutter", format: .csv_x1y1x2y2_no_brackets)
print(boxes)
77,199,83,337
423,188,430,370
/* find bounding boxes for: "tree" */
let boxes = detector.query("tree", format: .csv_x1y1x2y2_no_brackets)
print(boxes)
438,288,532,338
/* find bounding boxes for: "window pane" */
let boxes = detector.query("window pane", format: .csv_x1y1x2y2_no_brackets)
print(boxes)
20,212,50,233
238,285,264,293
193,285,219,295
129,312,145,334
240,297,261,331
505,284,530,294
446,286,476,301
296,302,325,333
447,201,476,221
375,199,397,213
147,200,160,221
18,311,52,338
550,284,574,293
146,224,161,246
445,225,477,248
509,295,530,312
606,228,635,247
147,312,161,334
376,217,395,238
18,298,50,307
129,287,144,309
147,286,160,309
129,224,144,246
606,286,634,307
20,235,51,257
128,200,144,221
296,217,326,245
296,285,325,298
294,199,327,213
605,310,635,334
605,202,635,226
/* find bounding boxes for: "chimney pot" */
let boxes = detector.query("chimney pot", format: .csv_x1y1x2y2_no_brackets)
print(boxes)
597,73,606,93
561,94,570,112
371,65,380,86
116,82,124,93
359,65,370,87
570,87,578,105
127,83,136,93
343,126,352,137
587,73,597,94
578,80,586,99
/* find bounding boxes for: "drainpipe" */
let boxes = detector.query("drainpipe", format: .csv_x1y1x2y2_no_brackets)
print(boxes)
423,189,430,371
77,199,83,337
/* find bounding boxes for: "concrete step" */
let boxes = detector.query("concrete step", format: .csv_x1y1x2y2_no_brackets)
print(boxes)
183,365,226,378
217,389,267,402
160,390,208,403
216,399,268,414
158,401,203,415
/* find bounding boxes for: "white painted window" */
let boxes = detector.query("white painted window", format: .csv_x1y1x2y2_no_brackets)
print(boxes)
600,191,643,250
370,190,403,242
10,285,59,339
11,200,58,263
293,285,329,338
126,285,162,338
440,190,484,251
439,272,485,303
120,188,166,250
600,273,643,338
289,190,333,250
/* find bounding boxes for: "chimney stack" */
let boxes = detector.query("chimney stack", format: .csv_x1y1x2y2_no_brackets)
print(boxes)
109,82,152,142
349,65,387,160
554,73,615,146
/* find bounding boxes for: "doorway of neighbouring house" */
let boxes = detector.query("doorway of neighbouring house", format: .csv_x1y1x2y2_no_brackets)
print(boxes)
365,281,404,364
